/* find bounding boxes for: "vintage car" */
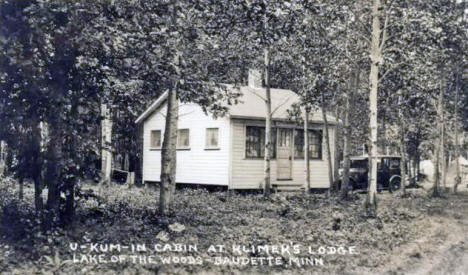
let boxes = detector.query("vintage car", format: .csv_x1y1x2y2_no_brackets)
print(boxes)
338,155,402,192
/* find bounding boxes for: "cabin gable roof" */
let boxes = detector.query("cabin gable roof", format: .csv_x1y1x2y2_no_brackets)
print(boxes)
135,86,337,124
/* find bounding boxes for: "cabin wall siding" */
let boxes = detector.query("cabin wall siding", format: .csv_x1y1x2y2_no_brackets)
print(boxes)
230,119,335,189
142,102,230,185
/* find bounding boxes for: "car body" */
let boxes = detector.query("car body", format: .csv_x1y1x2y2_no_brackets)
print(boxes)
338,155,402,192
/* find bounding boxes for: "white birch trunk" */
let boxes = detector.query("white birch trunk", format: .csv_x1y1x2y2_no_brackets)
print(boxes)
304,109,310,192
365,0,382,215
334,106,341,188
263,47,272,197
398,94,407,195
441,105,446,189
432,77,444,197
454,64,461,193
0,140,6,177
101,104,113,185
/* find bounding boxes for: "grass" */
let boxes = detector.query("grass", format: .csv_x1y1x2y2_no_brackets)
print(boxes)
0,177,466,274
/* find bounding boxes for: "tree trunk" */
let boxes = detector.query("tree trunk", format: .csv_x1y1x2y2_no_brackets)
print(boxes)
34,177,43,213
44,125,63,230
64,178,75,225
441,106,446,189
408,157,414,180
416,153,421,177
365,0,382,216
0,140,6,178
382,108,387,154
454,64,461,193
432,75,444,197
399,142,407,195
304,109,310,192
334,106,341,188
18,177,24,200
340,67,358,200
159,88,179,215
415,128,421,178
159,0,180,214
64,130,77,225
101,104,113,185
33,122,43,213
340,94,351,199
321,92,334,193
398,95,407,195
263,47,272,197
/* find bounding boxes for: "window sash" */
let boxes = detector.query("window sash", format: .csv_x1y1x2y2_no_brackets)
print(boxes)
206,128,219,148
150,130,161,149
177,129,190,148
245,126,276,159
294,129,322,159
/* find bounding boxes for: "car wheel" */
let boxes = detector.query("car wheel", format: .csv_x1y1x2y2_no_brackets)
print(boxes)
390,178,401,192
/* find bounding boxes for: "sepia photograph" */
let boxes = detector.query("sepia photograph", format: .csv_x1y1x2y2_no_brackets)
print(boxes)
0,0,467,274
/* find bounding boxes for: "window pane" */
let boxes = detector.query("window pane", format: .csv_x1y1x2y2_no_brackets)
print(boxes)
270,128,277,158
246,126,259,158
294,129,304,159
206,128,219,147
177,129,190,147
259,127,265,157
245,126,276,158
150,130,161,148
309,130,322,159
389,158,400,169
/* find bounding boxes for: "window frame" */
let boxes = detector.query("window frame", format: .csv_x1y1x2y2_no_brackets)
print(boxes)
293,129,323,160
245,125,277,159
387,158,400,169
177,128,190,150
205,127,220,150
150,130,162,150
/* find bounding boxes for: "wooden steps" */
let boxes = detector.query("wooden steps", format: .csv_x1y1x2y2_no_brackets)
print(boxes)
272,183,304,192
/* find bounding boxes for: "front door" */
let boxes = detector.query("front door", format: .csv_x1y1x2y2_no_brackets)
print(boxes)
277,128,293,180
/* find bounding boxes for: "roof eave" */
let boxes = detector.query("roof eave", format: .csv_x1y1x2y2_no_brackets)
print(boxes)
135,91,169,124
229,115,338,125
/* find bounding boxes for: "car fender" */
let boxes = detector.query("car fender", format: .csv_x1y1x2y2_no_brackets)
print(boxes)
389,175,401,184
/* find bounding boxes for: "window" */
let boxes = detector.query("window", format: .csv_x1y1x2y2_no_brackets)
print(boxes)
294,129,322,159
387,158,400,169
177,129,190,149
278,128,292,147
350,159,367,168
150,130,161,149
245,126,276,159
205,128,219,149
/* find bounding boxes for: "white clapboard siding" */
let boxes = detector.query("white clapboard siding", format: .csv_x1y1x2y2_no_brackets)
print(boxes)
143,102,230,185
230,119,335,189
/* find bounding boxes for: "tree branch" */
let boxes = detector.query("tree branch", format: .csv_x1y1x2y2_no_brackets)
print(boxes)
378,62,404,82
271,95,294,115
349,7,372,36
250,89,267,102
379,14,389,52
316,26,360,67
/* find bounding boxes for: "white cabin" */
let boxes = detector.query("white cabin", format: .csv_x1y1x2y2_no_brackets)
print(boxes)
135,77,337,190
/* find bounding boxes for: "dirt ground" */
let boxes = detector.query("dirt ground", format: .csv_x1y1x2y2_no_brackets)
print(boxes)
0,177,467,274
372,179,468,275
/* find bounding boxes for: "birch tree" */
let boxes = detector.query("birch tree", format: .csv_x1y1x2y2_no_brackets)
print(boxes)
453,63,462,193
365,0,391,215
